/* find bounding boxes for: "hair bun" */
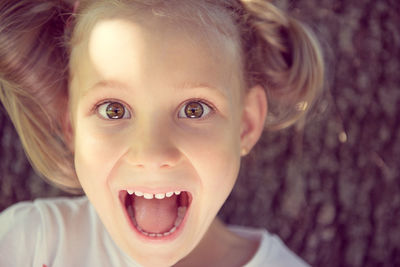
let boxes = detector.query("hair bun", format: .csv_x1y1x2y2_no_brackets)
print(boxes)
239,0,324,129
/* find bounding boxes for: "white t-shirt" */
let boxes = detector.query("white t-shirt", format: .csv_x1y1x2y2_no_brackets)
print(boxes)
0,196,310,267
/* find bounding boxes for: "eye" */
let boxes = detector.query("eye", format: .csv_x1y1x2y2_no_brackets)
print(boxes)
178,101,212,119
97,101,131,120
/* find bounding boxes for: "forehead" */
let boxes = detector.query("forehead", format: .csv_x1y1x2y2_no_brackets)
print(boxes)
69,2,244,102
93,20,235,79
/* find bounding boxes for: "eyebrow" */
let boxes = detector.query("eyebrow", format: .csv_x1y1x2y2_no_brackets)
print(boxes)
82,80,129,97
174,81,228,99
83,80,228,99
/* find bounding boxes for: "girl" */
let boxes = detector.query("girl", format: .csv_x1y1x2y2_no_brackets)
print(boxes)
0,0,323,266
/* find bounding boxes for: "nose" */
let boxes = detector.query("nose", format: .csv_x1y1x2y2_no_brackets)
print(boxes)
123,119,183,170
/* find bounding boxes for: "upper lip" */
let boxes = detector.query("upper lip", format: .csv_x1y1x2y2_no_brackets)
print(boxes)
118,187,194,209
120,187,190,194
117,184,196,201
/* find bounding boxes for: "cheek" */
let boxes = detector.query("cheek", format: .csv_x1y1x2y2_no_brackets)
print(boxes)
178,121,241,193
177,124,241,225
73,119,127,230
73,119,128,189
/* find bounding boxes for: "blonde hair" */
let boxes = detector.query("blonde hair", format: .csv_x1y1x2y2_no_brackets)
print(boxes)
0,0,79,192
0,0,324,192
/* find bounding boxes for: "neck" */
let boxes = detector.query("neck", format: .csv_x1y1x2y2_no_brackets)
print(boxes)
174,217,259,267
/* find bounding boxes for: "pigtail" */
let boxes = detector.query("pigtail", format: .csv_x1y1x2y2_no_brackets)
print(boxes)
238,0,324,130
0,0,81,192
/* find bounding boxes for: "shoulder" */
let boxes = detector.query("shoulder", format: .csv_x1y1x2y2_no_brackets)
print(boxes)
0,200,43,249
0,196,91,235
0,196,138,266
0,196,91,265
0,196,90,241
228,225,311,267
30,195,93,228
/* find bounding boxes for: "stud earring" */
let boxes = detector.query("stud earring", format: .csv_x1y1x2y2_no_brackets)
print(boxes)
241,147,248,156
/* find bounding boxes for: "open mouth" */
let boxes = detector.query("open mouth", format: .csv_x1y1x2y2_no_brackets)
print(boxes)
119,189,192,239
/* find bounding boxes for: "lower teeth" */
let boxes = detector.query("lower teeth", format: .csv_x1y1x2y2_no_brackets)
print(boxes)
127,205,187,237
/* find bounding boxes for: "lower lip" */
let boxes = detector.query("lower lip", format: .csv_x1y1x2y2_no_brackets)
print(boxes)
120,192,192,243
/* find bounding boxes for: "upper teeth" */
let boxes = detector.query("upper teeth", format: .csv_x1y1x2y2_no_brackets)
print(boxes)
127,190,181,199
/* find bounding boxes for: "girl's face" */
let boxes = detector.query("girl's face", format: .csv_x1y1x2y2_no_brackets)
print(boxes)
70,15,247,266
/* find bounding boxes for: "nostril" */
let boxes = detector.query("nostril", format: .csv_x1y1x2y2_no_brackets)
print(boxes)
123,141,183,170
160,163,172,169
129,161,175,171
134,162,174,170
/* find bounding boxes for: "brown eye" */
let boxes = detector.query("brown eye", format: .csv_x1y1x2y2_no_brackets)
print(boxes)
179,101,212,119
185,102,203,118
97,101,131,119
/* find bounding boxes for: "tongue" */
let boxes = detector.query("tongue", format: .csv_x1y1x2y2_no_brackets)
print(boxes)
133,195,178,234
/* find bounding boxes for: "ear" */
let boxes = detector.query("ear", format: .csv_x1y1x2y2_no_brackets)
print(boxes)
240,85,267,156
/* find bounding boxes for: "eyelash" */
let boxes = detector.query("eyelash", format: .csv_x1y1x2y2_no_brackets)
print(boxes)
93,99,132,120
177,99,214,120
93,99,215,120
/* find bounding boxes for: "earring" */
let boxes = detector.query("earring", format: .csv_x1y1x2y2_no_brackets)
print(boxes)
241,148,248,156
